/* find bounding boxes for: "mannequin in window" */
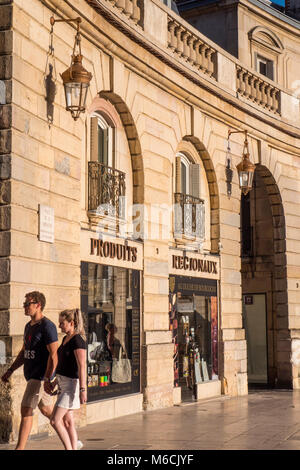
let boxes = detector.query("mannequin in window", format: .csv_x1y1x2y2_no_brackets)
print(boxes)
105,323,122,359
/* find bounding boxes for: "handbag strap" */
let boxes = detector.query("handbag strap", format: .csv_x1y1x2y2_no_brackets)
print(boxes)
118,345,129,360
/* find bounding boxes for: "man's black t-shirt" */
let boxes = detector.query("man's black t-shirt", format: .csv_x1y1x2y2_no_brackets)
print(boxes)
56,334,86,379
23,317,58,381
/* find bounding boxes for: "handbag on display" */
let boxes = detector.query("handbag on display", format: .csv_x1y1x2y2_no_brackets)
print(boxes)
111,347,132,383
90,341,111,362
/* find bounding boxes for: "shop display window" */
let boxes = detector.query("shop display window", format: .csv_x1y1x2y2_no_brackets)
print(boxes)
169,276,218,395
81,262,140,402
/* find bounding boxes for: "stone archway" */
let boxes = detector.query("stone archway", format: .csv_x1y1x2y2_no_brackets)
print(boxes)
99,91,144,205
241,164,290,388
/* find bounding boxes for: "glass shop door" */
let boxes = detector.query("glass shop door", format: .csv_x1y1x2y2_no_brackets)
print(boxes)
177,294,215,401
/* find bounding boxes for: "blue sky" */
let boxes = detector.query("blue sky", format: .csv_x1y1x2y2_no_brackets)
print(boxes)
272,0,285,6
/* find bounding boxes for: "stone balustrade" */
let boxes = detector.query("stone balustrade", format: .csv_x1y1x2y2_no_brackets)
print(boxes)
236,65,281,114
88,0,298,121
107,0,141,25
167,17,216,78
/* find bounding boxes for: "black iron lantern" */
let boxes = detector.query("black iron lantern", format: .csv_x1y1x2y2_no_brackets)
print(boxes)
236,133,255,195
50,16,92,121
228,129,255,196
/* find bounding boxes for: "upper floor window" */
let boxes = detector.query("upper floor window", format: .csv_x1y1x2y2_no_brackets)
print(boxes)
90,114,114,167
161,0,179,13
248,26,284,84
175,153,205,241
176,152,201,198
256,54,274,80
88,113,125,217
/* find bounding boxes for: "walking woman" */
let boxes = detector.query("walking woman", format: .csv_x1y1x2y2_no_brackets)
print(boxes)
50,309,87,450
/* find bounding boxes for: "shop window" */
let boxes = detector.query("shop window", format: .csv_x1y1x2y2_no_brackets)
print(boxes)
174,153,205,240
81,262,140,402
169,276,218,396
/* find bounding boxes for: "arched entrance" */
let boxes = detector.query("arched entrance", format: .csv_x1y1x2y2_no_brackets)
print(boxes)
241,165,291,388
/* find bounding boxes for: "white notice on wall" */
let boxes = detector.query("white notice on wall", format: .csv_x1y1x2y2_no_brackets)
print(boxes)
39,204,54,243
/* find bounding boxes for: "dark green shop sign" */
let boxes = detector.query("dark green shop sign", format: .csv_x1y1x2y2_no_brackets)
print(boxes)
170,275,217,297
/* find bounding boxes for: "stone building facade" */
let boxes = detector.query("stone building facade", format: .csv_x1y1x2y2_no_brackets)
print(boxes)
0,0,299,441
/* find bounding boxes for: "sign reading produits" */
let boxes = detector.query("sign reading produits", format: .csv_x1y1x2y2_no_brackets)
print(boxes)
90,238,138,263
80,230,143,270
38,204,54,243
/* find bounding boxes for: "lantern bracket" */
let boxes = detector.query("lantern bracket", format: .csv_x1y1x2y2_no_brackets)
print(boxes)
49,16,92,121
50,16,82,59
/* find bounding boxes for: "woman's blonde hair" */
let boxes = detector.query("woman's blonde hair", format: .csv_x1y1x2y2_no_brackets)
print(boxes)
59,308,86,338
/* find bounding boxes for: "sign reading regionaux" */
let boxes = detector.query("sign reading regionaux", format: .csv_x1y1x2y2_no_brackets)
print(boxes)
169,248,219,280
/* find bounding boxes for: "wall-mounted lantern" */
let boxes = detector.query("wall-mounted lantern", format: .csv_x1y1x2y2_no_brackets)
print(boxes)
50,16,92,121
227,130,255,196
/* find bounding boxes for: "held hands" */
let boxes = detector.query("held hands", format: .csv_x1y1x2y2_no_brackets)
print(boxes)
44,377,57,395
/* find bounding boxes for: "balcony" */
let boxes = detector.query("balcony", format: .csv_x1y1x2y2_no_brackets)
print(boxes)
88,162,126,219
174,193,205,241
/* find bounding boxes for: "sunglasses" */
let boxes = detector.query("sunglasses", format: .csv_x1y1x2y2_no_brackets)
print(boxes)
23,301,37,308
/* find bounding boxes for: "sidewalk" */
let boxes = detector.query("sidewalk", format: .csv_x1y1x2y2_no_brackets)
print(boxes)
1,389,300,450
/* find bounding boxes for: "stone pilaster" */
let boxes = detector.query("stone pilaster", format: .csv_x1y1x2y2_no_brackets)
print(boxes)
142,242,174,409
0,0,12,443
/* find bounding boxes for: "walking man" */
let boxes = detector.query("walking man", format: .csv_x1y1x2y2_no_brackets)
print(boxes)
1,291,58,450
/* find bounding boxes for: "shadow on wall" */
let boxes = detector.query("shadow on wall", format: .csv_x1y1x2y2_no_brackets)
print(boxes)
44,63,56,128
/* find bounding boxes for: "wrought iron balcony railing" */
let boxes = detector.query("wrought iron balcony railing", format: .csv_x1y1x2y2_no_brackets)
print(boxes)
88,162,126,218
174,192,205,240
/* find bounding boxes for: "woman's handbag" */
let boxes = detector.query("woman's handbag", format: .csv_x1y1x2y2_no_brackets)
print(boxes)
111,347,132,383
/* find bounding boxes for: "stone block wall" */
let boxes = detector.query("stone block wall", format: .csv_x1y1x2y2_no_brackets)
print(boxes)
0,0,82,440
0,0,12,443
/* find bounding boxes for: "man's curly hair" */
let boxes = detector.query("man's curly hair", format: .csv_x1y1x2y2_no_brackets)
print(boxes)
25,291,46,311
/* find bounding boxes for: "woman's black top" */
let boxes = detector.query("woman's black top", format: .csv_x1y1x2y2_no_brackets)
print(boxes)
56,334,86,379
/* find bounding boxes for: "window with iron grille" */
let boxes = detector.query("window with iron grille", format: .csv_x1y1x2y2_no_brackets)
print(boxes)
88,114,125,218
174,153,205,240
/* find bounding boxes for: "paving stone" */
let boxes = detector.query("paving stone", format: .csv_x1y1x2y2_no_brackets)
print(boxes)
1,390,300,450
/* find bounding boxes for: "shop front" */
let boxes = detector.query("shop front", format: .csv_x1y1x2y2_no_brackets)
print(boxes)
80,231,143,420
169,249,220,402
